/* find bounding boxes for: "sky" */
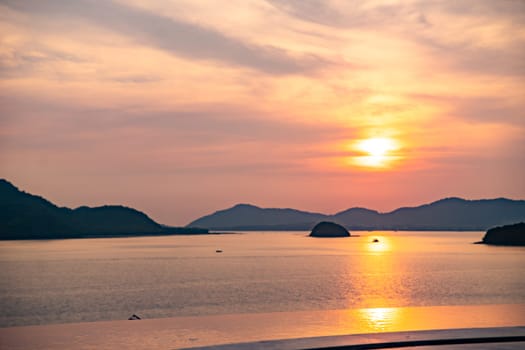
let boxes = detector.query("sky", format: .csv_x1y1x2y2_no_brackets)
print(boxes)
1,0,524,226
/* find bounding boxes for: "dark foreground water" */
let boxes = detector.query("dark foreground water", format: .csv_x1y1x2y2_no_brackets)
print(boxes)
0,231,524,327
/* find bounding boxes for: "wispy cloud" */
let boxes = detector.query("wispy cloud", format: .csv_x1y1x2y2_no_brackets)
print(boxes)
1,96,352,157
2,0,324,75
411,93,525,127
267,0,525,77
265,0,428,29
0,46,86,78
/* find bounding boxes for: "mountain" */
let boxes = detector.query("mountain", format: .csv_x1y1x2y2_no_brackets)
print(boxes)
187,197,525,231
332,207,381,228
0,179,206,239
188,203,326,230
379,197,524,230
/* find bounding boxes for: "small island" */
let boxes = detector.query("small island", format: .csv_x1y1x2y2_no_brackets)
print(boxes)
309,221,350,237
481,222,525,246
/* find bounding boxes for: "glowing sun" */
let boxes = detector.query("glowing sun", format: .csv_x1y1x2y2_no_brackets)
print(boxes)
352,137,401,168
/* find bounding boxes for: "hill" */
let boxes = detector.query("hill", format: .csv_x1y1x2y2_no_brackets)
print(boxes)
187,197,525,231
188,203,326,230
0,179,206,239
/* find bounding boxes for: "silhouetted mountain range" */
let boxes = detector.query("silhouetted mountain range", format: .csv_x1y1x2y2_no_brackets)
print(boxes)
188,198,525,231
0,179,206,239
3,178,525,238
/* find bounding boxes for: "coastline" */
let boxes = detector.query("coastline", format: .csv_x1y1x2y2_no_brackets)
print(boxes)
0,230,240,241
0,229,485,241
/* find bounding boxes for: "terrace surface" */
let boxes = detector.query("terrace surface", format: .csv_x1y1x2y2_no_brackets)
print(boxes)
1,304,524,349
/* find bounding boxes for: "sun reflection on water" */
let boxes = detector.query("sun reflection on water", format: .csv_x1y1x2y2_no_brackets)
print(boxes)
358,307,399,331
345,234,410,317
366,236,391,254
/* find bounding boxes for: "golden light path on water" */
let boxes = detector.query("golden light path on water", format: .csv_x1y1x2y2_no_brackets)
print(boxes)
350,234,404,331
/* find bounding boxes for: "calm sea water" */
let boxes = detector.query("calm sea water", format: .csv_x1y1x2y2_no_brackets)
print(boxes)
0,231,524,328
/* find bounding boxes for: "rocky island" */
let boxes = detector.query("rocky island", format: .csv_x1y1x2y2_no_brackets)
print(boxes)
309,221,350,237
481,222,525,246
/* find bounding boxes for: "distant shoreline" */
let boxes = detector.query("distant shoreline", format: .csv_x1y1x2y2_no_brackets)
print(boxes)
0,228,490,241
0,230,241,241
193,227,488,232
0,229,485,241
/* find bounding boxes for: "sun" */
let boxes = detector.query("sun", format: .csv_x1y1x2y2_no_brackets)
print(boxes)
352,137,401,168
358,138,396,157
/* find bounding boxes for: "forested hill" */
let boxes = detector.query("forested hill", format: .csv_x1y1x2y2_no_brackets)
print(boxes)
0,179,205,239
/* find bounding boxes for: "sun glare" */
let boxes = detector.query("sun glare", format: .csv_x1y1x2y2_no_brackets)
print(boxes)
366,236,390,254
352,137,401,168
358,138,396,157
359,307,399,331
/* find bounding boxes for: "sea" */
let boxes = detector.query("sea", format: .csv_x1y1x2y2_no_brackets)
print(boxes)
0,231,524,328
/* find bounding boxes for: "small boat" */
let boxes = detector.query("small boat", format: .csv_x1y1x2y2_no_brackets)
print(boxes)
372,238,379,243
216,249,223,253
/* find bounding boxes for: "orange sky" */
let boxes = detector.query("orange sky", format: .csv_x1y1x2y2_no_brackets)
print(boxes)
1,0,524,225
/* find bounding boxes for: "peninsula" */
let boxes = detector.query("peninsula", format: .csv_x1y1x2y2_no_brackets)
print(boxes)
0,179,207,240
